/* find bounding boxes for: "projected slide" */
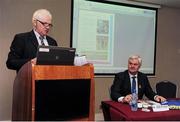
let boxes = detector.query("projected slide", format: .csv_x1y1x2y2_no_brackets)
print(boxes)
72,0,157,75
77,10,114,65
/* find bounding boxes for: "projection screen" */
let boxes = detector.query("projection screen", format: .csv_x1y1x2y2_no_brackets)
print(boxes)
71,0,158,76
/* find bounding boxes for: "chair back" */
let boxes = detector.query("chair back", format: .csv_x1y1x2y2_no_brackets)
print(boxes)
156,81,177,98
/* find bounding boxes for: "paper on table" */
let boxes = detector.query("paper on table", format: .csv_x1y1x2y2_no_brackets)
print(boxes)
138,100,161,107
74,55,88,66
152,105,169,112
138,100,169,112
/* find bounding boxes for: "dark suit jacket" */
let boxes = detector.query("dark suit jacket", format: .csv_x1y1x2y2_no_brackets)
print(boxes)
110,70,157,101
6,30,58,71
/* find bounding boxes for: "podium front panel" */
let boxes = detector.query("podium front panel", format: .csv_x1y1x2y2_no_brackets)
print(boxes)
35,79,91,121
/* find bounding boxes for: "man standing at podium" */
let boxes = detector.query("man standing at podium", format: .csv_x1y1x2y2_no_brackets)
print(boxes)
6,9,58,72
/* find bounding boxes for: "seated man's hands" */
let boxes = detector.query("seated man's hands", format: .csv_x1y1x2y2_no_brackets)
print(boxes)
155,95,166,102
122,94,132,103
122,94,166,104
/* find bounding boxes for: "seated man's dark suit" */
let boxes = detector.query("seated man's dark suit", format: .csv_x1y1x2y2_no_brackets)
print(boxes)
6,30,58,72
111,70,157,101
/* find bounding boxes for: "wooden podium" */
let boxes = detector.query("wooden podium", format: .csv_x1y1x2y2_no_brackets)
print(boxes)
12,61,95,121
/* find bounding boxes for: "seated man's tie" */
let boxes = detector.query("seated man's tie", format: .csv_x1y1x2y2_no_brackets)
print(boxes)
132,76,136,93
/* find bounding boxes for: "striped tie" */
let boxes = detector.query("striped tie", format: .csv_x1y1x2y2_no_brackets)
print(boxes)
39,36,45,46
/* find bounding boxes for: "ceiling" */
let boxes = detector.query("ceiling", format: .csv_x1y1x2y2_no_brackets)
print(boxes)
131,0,180,9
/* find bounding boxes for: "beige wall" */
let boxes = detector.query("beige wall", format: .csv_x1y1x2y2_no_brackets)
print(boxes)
0,0,180,120
0,0,71,120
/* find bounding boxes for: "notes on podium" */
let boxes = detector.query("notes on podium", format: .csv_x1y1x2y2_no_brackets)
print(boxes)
74,55,88,66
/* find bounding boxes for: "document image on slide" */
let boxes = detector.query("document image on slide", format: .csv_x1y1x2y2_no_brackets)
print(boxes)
76,10,114,66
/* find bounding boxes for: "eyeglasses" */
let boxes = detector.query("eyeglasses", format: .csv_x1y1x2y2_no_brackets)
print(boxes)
36,19,53,28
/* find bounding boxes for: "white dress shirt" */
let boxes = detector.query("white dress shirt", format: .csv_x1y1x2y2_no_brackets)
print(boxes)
33,29,49,46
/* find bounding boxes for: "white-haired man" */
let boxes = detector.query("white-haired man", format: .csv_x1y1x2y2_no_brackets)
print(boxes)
6,9,58,72
110,55,166,103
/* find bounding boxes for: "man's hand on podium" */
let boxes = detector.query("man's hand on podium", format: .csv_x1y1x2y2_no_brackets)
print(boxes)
31,58,37,65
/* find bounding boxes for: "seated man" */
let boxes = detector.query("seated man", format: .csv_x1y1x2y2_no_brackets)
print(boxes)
110,55,166,103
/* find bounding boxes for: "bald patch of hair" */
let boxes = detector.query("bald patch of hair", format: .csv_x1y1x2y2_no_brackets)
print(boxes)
32,9,52,22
